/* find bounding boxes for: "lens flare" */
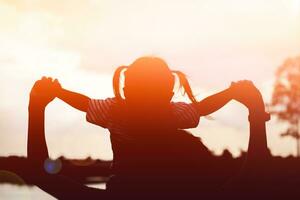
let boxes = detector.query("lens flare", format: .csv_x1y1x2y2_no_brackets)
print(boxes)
44,158,62,174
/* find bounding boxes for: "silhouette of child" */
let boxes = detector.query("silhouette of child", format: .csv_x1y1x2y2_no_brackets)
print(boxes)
50,57,240,174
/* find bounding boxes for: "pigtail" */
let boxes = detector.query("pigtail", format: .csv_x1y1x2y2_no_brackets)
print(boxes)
172,70,197,104
173,70,214,120
113,66,127,100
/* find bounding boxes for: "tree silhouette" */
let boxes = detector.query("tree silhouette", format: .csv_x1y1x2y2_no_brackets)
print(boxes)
270,56,300,156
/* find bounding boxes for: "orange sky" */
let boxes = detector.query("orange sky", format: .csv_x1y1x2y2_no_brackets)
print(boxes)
1,0,300,159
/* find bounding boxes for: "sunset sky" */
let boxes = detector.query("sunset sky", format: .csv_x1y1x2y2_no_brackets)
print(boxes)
1,0,300,160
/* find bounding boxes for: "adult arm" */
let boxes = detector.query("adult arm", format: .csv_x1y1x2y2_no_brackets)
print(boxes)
27,103,49,166
232,80,271,183
27,77,55,166
231,80,270,160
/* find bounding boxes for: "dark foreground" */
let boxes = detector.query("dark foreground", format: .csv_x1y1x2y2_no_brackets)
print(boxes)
1,153,300,199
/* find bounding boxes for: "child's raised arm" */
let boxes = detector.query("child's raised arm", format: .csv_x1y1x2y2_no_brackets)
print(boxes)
53,79,91,112
57,88,91,112
196,86,234,116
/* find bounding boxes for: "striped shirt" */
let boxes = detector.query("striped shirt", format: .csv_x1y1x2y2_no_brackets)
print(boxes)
86,98,200,141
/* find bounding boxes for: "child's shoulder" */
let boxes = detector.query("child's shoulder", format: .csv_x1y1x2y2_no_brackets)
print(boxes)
170,101,199,113
171,101,196,108
89,97,120,109
92,97,118,103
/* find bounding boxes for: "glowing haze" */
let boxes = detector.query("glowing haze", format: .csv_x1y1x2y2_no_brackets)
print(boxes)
0,0,300,159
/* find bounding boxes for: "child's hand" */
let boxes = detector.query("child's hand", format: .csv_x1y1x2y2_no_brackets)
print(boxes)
230,80,265,111
52,78,62,94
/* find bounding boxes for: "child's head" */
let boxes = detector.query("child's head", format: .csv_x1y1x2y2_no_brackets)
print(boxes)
113,56,196,105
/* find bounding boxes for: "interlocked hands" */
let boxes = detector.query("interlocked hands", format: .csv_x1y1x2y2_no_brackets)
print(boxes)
29,77,61,108
229,80,265,111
